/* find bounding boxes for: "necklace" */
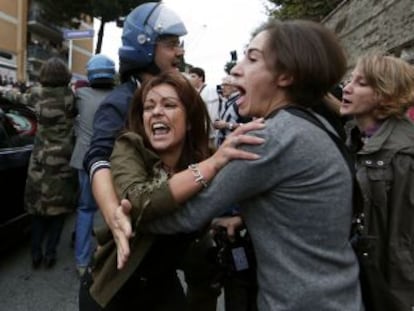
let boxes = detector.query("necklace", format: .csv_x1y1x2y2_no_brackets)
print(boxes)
161,163,174,178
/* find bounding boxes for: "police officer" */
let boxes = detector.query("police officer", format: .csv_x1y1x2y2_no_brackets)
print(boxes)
70,54,116,277
79,3,219,310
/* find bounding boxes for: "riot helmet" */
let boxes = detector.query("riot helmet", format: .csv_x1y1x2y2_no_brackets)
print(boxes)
119,2,187,70
86,54,115,82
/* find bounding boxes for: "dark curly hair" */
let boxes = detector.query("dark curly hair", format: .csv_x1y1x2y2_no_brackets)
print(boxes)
39,57,72,87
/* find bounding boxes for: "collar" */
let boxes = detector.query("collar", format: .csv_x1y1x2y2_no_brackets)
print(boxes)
357,118,396,154
361,121,383,138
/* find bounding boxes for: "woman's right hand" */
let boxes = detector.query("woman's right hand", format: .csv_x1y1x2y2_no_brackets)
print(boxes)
110,199,133,270
209,118,265,171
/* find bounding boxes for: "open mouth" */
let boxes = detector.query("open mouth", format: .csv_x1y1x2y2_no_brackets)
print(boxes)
232,84,246,106
152,122,170,135
234,85,245,94
342,97,352,106
171,60,181,70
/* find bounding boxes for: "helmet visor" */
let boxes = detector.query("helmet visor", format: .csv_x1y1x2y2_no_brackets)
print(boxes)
147,5,188,37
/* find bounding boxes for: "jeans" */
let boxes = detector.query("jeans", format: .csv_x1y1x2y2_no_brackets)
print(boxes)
75,170,97,267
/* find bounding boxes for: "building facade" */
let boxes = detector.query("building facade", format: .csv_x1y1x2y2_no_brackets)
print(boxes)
323,0,414,71
0,0,94,83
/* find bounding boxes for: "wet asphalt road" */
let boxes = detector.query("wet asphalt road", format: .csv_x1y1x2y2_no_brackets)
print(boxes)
0,213,80,311
0,213,224,311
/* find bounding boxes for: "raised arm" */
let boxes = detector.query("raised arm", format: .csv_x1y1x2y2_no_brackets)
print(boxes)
110,120,265,224
110,119,264,268
168,120,265,203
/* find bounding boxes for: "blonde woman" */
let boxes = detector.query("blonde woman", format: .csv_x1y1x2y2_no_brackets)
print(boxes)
341,53,414,310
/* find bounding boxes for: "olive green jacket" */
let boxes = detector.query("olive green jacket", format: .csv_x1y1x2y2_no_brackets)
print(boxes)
348,116,414,310
90,132,180,307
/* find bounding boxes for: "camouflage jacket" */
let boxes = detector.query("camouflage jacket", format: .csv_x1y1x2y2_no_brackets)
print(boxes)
24,86,78,215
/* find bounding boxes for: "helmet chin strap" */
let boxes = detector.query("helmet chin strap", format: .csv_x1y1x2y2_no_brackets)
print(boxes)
144,62,161,76
124,62,160,85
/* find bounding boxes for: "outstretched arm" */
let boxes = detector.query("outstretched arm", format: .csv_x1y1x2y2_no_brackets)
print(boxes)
168,120,265,203
110,120,265,223
110,120,265,268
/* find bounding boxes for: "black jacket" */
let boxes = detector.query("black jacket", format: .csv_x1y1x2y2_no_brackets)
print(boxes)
83,80,137,177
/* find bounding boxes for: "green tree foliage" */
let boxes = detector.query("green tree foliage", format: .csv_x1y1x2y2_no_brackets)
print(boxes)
268,0,342,21
34,0,89,28
35,0,160,53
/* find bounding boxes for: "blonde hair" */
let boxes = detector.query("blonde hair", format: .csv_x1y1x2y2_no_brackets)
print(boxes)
357,53,414,118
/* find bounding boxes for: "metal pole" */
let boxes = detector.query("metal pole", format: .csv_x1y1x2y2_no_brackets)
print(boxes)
68,39,73,70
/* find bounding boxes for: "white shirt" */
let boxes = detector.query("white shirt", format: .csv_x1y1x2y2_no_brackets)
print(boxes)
199,84,220,140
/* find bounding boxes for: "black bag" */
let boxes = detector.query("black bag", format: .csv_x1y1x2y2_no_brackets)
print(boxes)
212,226,256,275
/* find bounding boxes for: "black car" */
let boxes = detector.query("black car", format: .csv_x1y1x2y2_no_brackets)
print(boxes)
0,94,36,252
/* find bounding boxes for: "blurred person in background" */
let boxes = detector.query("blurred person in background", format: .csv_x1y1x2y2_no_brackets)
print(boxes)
214,75,252,146
189,67,220,147
70,54,116,277
25,57,77,269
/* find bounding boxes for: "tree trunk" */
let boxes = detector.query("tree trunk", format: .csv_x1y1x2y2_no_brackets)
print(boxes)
95,20,106,54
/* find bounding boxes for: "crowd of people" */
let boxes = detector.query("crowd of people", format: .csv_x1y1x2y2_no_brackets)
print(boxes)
4,1,413,311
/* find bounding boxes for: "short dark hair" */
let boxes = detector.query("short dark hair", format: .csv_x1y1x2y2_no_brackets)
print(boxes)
255,20,347,106
127,71,211,170
189,67,205,82
39,57,72,87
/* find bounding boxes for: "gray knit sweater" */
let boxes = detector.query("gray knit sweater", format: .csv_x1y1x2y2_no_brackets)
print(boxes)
146,110,363,311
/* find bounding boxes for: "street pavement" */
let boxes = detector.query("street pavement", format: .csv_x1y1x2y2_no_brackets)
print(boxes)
0,213,80,311
0,213,224,310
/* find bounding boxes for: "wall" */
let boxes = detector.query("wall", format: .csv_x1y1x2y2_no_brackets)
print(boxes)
323,0,414,70
0,0,93,82
0,0,19,80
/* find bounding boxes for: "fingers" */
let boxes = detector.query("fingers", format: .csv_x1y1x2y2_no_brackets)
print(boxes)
232,136,239,147
227,133,264,151
214,133,263,166
115,228,131,269
119,199,133,238
117,252,128,270
210,216,243,242
120,198,132,213
115,199,133,269
226,225,236,240
233,118,265,134
225,147,261,161
235,133,264,146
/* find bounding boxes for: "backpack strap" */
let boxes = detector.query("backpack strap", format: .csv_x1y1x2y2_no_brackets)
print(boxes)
284,106,365,235
284,106,353,171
